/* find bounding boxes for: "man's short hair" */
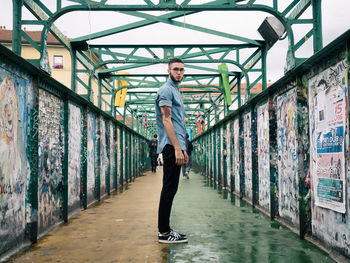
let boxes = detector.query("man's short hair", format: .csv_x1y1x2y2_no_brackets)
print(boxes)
168,58,184,68
154,134,158,138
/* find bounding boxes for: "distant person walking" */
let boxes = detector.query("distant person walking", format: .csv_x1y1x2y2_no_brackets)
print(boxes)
155,58,188,243
149,134,158,173
182,133,193,179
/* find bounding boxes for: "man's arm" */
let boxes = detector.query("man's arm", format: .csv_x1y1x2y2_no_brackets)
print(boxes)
160,106,188,166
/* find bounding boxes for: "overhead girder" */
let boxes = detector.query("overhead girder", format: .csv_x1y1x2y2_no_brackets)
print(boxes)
16,0,322,137
20,0,321,72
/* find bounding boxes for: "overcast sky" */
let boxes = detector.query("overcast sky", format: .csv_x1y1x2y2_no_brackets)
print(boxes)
1,0,350,82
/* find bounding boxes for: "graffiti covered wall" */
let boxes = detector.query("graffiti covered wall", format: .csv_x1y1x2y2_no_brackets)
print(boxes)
0,45,148,261
0,64,32,254
68,103,82,213
276,87,299,226
192,32,350,260
38,89,63,233
257,102,270,212
244,112,252,200
309,59,350,257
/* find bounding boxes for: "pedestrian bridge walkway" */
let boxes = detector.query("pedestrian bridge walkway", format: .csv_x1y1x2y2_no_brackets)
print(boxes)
8,168,334,263
1,27,350,262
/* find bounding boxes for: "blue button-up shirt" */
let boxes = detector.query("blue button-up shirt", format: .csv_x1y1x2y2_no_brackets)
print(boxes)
155,78,187,154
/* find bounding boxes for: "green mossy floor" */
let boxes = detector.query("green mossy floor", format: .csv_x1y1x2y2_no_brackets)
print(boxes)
168,170,334,263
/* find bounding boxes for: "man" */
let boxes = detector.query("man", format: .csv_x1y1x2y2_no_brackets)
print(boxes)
155,58,189,243
182,133,193,179
149,134,158,173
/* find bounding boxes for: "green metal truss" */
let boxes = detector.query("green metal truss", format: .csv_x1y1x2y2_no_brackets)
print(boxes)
12,0,322,138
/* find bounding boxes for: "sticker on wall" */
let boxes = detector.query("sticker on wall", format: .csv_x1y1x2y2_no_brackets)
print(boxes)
309,59,347,213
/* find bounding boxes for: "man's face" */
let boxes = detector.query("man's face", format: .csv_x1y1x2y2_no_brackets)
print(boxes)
168,62,185,83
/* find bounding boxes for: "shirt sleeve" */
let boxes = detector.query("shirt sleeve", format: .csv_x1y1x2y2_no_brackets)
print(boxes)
157,86,173,107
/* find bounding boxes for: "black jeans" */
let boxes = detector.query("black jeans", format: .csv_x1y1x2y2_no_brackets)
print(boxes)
158,144,181,233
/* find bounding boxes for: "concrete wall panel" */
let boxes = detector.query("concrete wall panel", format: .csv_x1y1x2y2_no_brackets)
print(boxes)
99,117,107,198
87,112,96,205
257,102,270,212
38,89,63,233
234,119,240,195
309,59,350,257
276,87,299,226
244,112,252,200
68,103,82,213
0,64,32,254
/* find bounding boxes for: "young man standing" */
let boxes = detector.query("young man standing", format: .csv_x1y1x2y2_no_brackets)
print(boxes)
155,58,189,243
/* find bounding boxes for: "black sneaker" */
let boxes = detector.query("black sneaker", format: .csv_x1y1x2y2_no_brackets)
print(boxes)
158,229,188,244
171,229,187,238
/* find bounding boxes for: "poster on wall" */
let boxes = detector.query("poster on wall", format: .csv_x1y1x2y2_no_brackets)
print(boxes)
309,59,347,213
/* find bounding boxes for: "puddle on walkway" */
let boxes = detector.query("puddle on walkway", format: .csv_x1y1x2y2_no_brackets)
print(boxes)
168,171,334,263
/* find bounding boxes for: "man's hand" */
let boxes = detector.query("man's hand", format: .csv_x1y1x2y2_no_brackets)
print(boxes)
174,148,189,166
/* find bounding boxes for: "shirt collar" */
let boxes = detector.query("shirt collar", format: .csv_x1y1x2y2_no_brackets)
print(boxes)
167,78,180,90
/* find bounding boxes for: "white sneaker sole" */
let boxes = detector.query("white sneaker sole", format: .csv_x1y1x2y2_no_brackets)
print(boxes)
158,239,188,244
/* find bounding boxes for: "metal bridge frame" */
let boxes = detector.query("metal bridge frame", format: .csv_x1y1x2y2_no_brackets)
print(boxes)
12,0,322,138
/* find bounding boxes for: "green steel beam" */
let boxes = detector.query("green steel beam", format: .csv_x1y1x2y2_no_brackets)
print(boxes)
89,44,258,49
288,0,311,20
120,10,261,45
72,10,200,43
312,0,322,52
12,0,23,55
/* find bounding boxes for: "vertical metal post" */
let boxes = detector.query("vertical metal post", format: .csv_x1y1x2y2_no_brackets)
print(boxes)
98,77,102,109
120,127,124,186
96,117,101,200
124,129,128,183
70,46,77,92
218,127,222,187
213,130,217,185
251,107,258,206
223,125,227,189
262,45,268,91
62,97,69,222
27,79,39,243
208,132,212,181
230,121,234,193
204,135,207,176
239,115,244,198
312,0,323,53
238,74,242,107
136,116,139,133
297,75,310,239
106,121,111,195
123,107,127,125
131,112,135,130
114,124,118,190
12,0,23,55
269,99,278,219
129,132,132,181
81,107,88,209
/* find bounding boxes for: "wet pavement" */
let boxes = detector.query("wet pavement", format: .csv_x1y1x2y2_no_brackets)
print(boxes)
169,171,334,263
7,168,335,263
